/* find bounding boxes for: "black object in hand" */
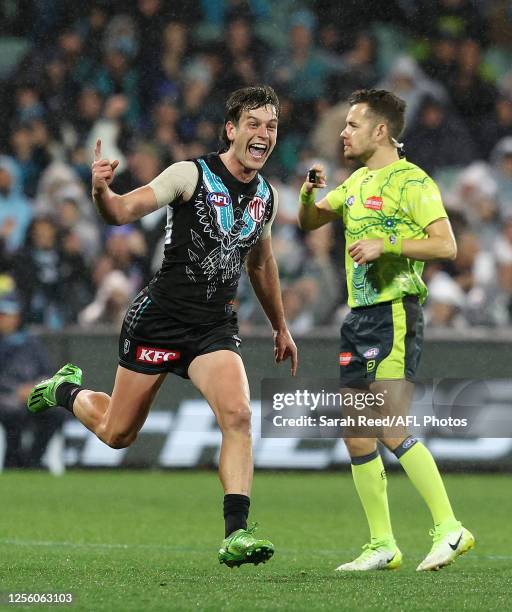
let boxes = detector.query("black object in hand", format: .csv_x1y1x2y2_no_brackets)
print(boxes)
308,169,317,183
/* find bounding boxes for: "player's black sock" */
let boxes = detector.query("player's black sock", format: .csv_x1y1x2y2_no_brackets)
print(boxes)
223,494,250,537
55,383,85,415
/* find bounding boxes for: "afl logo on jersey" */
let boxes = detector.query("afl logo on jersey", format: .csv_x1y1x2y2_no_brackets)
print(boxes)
248,197,266,222
207,192,232,207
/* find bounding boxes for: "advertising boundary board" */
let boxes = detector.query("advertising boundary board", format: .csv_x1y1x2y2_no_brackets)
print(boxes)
34,329,512,470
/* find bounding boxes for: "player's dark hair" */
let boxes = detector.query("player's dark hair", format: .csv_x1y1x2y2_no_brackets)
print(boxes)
220,85,279,150
348,89,406,142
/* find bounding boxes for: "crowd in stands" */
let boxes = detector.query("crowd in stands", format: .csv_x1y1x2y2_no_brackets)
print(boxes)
1,0,512,334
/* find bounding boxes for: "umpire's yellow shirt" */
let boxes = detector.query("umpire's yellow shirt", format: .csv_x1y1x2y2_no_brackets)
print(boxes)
326,158,448,308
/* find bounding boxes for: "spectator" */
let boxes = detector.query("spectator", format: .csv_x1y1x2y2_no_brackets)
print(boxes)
404,96,477,175
0,156,32,253
425,269,467,328
104,225,149,292
14,217,64,327
420,32,459,89
113,143,167,263
281,284,315,336
153,21,188,105
494,216,512,323
35,160,96,226
216,15,265,94
446,162,499,249
479,95,512,160
58,228,94,325
135,0,167,114
417,0,485,43
9,122,52,197
0,275,65,468
267,10,331,124
94,16,140,128
331,31,379,99
64,86,104,149
449,38,497,137
78,269,133,329
451,230,497,325
490,136,512,218
380,56,448,128
301,223,343,325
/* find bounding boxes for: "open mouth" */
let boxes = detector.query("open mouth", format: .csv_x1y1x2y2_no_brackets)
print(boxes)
248,143,268,160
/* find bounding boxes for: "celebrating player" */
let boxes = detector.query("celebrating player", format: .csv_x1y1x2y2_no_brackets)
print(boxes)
27,85,297,568
298,89,474,571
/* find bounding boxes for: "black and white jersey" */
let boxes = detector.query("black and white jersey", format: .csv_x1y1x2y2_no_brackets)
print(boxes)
147,153,277,323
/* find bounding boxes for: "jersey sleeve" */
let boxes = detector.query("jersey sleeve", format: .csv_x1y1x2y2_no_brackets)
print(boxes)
325,182,347,215
148,161,199,208
261,184,278,239
404,176,448,228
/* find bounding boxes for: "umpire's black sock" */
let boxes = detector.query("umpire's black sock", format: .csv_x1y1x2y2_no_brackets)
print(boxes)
224,494,250,537
55,383,85,415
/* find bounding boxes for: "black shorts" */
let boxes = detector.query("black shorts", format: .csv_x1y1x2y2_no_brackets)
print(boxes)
119,289,242,378
339,296,423,388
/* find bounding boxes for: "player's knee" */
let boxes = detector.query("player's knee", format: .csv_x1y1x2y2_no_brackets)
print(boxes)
379,435,407,451
98,424,137,449
344,437,376,458
220,401,252,434
106,432,137,449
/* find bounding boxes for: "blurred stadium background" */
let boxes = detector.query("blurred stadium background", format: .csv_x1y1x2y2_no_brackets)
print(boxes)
1,2,512,610
1,0,512,470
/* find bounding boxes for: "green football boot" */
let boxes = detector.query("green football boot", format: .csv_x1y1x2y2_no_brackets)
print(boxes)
218,524,274,568
27,363,82,413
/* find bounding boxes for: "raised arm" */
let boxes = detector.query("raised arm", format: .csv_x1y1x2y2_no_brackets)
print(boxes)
297,164,339,231
91,139,158,225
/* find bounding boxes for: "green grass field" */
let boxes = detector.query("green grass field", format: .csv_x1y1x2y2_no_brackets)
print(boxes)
1,471,511,611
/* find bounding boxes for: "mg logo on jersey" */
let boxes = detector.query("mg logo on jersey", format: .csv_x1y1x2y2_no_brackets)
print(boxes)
136,346,181,363
207,192,232,207
339,352,352,366
364,196,383,210
248,197,266,222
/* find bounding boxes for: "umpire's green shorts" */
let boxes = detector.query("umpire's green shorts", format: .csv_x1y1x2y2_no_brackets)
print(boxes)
339,296,424,388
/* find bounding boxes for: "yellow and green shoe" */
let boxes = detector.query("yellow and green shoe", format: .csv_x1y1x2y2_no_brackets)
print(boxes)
27,363,82,413
218,524,274,568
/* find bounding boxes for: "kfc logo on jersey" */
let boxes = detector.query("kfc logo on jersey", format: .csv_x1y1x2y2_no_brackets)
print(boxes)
339,352,353,366
136,346,181,363
207,192,232,207
248,197,266,222
364,196,383,210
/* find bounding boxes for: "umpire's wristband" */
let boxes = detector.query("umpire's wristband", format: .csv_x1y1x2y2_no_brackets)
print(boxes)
383,234,402,255
300,185,315,206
